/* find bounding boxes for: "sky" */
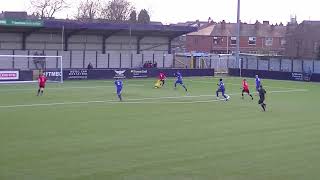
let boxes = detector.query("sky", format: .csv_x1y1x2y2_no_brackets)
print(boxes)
1,0,320,24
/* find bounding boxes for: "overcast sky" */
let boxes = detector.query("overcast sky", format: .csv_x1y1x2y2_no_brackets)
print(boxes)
2,0,320,24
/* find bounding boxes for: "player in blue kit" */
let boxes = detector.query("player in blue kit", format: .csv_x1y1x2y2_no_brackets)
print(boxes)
114,78,123,101
216,78,229,101
174,71,188,92
255,75,261,92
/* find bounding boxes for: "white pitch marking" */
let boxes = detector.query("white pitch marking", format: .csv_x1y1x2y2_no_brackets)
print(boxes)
0,89,308,109
189,80,301,90
0,84,144,92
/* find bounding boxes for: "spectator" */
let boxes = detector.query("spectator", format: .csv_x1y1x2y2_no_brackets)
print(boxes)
33,52,46,70
87,62,93,69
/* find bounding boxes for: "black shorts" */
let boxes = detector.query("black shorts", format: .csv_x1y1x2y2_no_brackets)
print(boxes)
258,98,265,104
242,89,250,93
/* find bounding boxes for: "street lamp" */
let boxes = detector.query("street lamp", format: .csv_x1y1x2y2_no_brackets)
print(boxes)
236,0,241,77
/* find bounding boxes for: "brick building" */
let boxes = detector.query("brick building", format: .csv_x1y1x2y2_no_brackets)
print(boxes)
285,21,320,59
186,21,286,55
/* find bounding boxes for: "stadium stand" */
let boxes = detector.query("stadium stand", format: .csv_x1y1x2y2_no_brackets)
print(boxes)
0,17,197,69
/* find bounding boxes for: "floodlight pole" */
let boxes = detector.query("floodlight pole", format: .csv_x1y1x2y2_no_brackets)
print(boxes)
236,0,241,77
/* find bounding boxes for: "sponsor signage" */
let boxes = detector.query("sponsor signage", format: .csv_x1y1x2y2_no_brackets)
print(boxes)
291,72,303,81
67,69,88,79
0,19,43,27
44,71,62,77
44,71,62,81
0,71,19,80
114,70,126,79
130,69,148,78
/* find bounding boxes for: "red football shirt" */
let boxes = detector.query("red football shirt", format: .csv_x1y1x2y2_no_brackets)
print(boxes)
159,73,166,80
242,80,249,90
38,75,47,86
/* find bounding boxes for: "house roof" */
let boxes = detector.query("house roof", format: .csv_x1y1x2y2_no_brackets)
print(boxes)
187,24,215,36
188,22,286,38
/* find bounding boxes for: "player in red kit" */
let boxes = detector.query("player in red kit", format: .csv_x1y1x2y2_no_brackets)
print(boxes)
159,72,166,86
241,79,253,100
37,73,47,96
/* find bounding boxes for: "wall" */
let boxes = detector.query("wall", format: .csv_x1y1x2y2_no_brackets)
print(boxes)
229,68,320,82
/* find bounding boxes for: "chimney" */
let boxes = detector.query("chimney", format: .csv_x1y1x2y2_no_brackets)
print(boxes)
221,20,226,29
271,24,275,31
255,20,260,29
263,21,269,25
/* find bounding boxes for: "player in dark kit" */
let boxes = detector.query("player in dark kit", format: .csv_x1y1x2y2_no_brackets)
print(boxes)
174,71,188,92
255,75,261,93
258,85,267,111
216,78,229,101
242,79,253,100
114,78,123,101
37,73,47,96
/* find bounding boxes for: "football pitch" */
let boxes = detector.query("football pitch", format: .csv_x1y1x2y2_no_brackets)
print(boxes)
0,76,319,180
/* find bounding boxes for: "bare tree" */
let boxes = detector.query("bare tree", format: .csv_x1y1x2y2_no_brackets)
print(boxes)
30,0,69,19
100,0,134,22
75,0,101,21
129,10,137,23
137,9,150,24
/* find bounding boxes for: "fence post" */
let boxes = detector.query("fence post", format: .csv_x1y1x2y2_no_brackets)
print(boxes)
119,53,122,68
291,59,294,72
56,50,59,68
27,50,30,69
107,53,110,68
142,54,144,67
279,58,282,71
82,51,85,68
163,54,165,68
246,57,249,69
226,56,229,69
313,60,315,73
131,53,133,68
152,53,155,64
256,58,259,70
12,50,15,69
95,51,98,68
70,51,72,68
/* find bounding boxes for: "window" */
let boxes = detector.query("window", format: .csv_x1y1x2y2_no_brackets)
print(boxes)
281,39,286,46
248,37,256,45
213,36,223,45
230,36,237,45
314,41,319,53
194,37,199,45
265,37,273,46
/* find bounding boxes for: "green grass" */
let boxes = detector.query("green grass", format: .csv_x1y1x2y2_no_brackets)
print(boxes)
0,77,319,180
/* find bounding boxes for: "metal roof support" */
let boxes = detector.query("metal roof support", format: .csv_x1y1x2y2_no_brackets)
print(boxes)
21,28,41,50
64,29,87,51
102,31,120,54
137,36,144,54
168,37,173,54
